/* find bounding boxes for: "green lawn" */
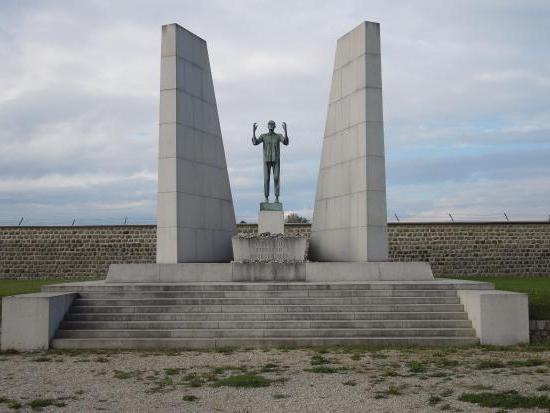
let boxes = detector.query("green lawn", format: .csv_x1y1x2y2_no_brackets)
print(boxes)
0,278,99,320
440,276,550,320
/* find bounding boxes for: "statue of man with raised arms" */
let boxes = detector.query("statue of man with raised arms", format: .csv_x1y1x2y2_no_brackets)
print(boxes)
252,120,289,204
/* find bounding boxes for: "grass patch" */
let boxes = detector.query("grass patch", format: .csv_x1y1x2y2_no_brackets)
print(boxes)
28,398,66,410
113,370,135,379
439,276,550,319
434,358,460,368
375,384,405,398
186,377,205,388
407,361,428,374
463,384,494,391
305,366,350,374
272,393,290,399
0,278,100,320
507,358,545,367
0,397,22,410
475,360,505,370
459,390,550,410
310,355,330,365
214,374,272,388
538,384,550,391
182,394,198,402
147,376,174,394
428,395,442,405
260,363,282,373
32,356,52,362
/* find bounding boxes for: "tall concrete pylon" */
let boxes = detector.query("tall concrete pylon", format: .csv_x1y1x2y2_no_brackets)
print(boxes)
156,24,236,263
310,21,388,262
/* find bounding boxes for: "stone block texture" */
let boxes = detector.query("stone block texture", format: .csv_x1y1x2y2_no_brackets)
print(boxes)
1,222,549,279
310,21,388,262
157,24,236,263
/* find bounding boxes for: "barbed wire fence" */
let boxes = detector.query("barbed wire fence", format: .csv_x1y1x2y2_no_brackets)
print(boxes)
0,211,549,227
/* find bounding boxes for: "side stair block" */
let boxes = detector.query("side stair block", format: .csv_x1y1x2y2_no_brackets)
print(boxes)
1,292,76,351
458,289,529,345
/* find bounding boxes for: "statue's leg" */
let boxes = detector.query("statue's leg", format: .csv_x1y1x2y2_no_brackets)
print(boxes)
274,161,280,201
264,162,271,200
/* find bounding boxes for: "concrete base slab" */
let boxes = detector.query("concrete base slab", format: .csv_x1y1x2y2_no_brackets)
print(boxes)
232,236,307,262
232,263,305,281
107,261,434,283
1,292,76,351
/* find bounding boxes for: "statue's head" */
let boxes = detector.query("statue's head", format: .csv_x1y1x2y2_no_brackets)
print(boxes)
267,120,276,132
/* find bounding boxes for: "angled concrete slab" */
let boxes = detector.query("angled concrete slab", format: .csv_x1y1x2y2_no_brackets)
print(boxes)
157,24,236,263
310,21,388,262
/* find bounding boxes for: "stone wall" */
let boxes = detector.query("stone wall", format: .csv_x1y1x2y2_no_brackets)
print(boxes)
530,320,550,342
0,226,156,279
388,222,550,277
0,222,549,279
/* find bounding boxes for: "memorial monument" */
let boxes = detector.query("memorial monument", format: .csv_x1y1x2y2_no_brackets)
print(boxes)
1,22,529,351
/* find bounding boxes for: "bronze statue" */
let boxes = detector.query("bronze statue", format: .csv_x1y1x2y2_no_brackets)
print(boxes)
252,120,289,203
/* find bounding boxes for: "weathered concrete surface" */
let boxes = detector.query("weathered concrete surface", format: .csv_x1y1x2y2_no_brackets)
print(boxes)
107,261,433,282
306,262,433,282
258,210,284,234
157,23,236,263
232,262,306,281
457,289,530,345
107,263,233,283
311,21,388,262
1,292,75,351
231,236,307,262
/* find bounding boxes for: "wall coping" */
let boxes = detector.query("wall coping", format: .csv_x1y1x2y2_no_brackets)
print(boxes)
1,221,549,229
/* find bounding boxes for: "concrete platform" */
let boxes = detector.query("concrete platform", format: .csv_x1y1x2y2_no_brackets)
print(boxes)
106,261,435,283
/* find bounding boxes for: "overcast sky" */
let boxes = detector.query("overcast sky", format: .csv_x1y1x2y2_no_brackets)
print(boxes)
1,0,549,225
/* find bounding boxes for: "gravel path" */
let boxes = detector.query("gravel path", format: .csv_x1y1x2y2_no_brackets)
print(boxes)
1,346,550,412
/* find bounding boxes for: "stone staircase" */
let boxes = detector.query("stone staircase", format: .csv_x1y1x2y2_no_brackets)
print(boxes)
43,281,485,349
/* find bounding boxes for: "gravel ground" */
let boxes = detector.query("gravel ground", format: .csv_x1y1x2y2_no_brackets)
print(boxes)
1,345,550,412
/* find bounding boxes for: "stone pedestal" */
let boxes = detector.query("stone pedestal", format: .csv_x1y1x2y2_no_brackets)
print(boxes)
232,236,307,262
258,202,284,234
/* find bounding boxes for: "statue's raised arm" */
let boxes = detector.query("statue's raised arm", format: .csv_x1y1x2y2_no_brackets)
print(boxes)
251,122,262,145
281,122,289,145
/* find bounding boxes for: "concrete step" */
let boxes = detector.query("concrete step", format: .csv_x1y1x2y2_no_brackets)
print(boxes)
43,281,494,292
59,319,473,330
65,311,469,322
76,289,460,299
69,304,466,314
50,336,480,349
71,297,461,306
55,327,477,339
